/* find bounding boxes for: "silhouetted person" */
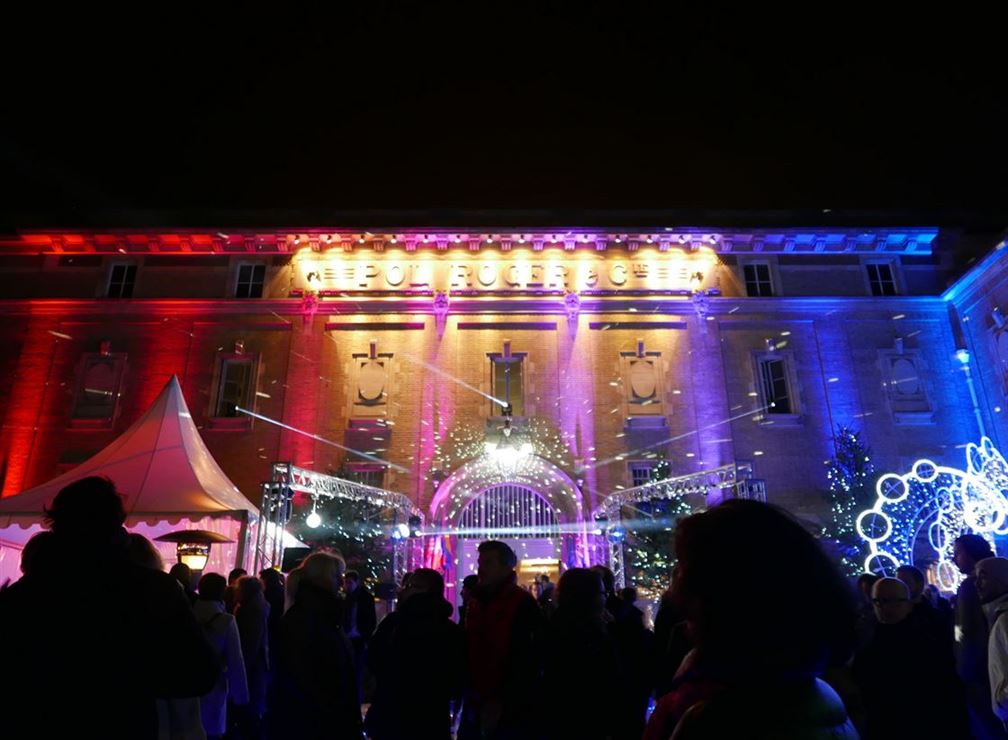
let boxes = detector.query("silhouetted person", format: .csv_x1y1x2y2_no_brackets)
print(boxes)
269,551,361,739
976,557,1008,727
541,568,620,739
343,569,377,701
459,540,544,740
365,568,466,740
536,574,555,617
170,562,198,605
195,572,249,740
653,583,691,701
0,476,218,738
643,500,858,739
591,564,627,622
458,573,478,626
855,576,969,737
259,567,285,664
925,582,954,619
854,572,880,649
18,530,54,577
955,533,1004,738
899,564,953,642
125,532,164,571
609,583,655,739
233,575,270,736
224,567,247,613
124,533,205,739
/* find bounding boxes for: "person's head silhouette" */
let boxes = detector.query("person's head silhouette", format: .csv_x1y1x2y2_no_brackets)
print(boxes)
43,476,127,547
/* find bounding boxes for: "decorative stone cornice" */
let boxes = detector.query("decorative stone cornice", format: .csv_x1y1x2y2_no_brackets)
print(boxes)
1,228,940,256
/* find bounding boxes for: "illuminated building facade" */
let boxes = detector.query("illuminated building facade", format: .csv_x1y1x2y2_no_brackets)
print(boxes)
0,225,1004,582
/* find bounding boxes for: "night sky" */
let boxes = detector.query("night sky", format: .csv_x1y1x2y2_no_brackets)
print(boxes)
2,6,1007,230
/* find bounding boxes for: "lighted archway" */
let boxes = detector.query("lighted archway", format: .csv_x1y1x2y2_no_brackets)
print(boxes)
429,453,586,527
427,453,591,578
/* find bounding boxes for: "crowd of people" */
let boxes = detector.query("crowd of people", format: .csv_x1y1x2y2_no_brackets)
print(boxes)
6,474,1008,738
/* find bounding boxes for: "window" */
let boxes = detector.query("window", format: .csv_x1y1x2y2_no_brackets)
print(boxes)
995,329,1008,397
343,464,385,489
758,357,794,414
213,358,254,418
491,355,524,415
107,263,137,298
743,263,774,297
71,353,127,426
629,461,657,488
866,263,898,296
235,263,266,298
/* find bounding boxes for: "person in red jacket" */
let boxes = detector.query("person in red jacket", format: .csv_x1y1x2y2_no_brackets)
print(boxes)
459,540,544,740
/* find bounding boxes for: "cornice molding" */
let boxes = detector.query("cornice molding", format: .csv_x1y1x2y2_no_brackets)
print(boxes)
1,227,939,256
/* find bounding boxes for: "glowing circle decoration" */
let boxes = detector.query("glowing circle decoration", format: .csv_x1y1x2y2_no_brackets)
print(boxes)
858,437,1008,590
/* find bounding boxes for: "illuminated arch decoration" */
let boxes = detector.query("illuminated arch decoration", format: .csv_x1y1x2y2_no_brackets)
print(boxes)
428,453,590,567
858,437,1008,590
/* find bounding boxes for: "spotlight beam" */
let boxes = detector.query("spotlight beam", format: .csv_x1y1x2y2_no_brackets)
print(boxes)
584,405,770,471
235,407,409,472
400,353,508,408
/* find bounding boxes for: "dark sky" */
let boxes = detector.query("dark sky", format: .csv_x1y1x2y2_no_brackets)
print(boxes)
2,5,1007,229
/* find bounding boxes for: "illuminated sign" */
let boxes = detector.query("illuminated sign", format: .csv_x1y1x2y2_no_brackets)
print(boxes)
296,255,715,293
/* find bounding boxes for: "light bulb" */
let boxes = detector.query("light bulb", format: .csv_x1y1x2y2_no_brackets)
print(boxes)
306,511,322,529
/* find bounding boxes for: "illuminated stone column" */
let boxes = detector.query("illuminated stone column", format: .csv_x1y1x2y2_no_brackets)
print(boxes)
277,313,325,467
685,313,734,505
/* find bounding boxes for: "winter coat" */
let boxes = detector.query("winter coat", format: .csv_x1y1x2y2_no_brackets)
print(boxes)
957,575,990,682
541,609,621,740
365,591,466,740
344,584,377,641
155,698,204,740
269,580,361,739
984,591,1008,721
0,534,219,739
610,602,655,740
669,677,859,739
459,575,545,740
853,615,970,739
263,581,284,664
193,599,249,736
645,649,858,740
234,597,270,717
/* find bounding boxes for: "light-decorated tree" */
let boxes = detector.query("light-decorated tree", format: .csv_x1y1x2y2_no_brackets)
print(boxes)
623,456,691,593
824,425,877,575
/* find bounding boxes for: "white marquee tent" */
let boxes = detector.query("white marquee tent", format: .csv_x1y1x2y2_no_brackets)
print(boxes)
0,376,264,583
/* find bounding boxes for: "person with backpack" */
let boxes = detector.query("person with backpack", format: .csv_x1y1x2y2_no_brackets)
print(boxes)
194,572,249,740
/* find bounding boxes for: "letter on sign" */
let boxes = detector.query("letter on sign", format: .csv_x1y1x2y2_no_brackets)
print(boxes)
477,263,497,287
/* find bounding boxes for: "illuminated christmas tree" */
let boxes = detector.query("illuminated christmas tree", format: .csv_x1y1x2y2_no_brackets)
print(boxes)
624,456,691,592
824,425,876,575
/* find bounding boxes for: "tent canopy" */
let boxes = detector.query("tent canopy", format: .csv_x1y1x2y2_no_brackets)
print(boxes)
0,375,258,531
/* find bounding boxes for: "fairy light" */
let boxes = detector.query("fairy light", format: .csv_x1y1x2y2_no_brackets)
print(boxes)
858,436,1008,590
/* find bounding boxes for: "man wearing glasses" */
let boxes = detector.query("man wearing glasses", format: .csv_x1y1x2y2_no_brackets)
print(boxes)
852,578,970,738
